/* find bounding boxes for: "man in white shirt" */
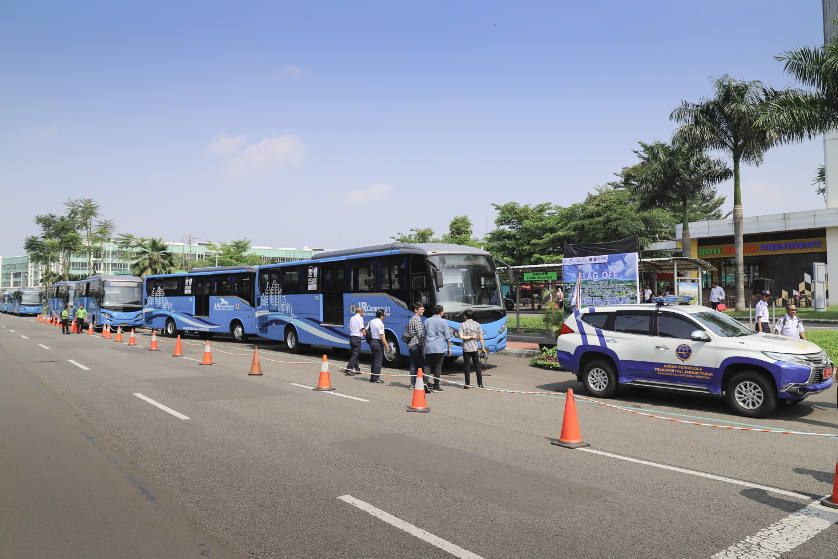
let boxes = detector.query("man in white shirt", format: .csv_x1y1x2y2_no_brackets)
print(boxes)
367,309,387,383
709,282,726,310
346,306,365,375
643,285,653,303
755,290,771,333
776,304,806,340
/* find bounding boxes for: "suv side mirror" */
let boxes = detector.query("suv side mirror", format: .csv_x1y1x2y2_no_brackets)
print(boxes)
690,330,711,342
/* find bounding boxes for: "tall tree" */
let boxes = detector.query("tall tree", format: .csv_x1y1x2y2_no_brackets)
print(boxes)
31,213,82,279
65,198,102,274
484,202,562,265
393,228,437,243
442,215,479,246
671,76,779,311
624,140,731,257
129,238,177,277
213,239,262,267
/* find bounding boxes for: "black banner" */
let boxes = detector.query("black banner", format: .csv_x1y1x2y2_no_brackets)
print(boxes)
563,237,639,258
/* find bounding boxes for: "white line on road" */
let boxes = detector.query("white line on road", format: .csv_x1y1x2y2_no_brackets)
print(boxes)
711,501,838,558
290,383,370,402
67,360,90,371
132,393,190,420
338,495,483,559
20,335,28,339
8,329,15,333
181,356,200,362
577,447,812,502
38,344,50,350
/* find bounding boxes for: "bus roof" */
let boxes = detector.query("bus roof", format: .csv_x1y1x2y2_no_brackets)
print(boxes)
79,274,142,282
145,266,256,279
310,242,491,261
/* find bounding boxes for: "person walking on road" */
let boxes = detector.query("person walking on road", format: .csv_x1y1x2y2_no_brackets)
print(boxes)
776,304,806,340
755,290,771,333
367,309,386,384
709,281,726,311
459,309,486,389
60,305,70,335
424,305,451,392
405,302,426,389
75,305,87,334
346,306,365,375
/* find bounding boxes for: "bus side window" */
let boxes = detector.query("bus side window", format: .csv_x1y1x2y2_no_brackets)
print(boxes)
258,270,270,295
281,267,301,294
352,259,375,292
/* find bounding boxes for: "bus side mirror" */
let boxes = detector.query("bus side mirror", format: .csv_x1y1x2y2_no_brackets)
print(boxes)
435,270,444,288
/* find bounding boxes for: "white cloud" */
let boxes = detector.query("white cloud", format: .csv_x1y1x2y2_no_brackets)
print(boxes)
285,64,303,78
208,133,246,157
345,183,394,205
209,134,305,178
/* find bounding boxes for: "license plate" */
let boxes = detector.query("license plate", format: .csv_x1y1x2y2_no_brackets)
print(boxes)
823,367,833,380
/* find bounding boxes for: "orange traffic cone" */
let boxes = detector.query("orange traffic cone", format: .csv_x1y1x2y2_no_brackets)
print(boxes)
407,368,431,413
248,346,263,376
315,354,335,391
551,388,589,449
199,340,214,365
103,324,111,339
70,319,77,334
172,335,183,357
114,326,123,343
127,329,137,346
36,315,41,324
148,330,159,351
823,459,838,509
87,322,94,335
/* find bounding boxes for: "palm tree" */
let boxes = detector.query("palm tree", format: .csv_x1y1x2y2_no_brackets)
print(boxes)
625,140,731,257
671,76,779,311
130,238,177,277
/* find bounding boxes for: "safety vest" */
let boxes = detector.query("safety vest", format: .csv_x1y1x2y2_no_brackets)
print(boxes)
60,309,69,320
76,308,87,319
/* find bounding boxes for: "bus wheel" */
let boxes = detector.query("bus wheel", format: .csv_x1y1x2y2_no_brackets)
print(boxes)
165,319,177,338
384,332,404,367
230,320,246,343
285,326,301,353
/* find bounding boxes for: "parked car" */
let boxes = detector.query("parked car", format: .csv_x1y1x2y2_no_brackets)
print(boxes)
555,303,833,417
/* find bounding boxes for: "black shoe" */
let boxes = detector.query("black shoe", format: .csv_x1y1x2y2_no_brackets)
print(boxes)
463,385,470,389
424,386,432,394
433,385,443,391
478,385,484,388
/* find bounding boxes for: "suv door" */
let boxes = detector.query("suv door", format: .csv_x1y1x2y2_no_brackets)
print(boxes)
645,311,718,389
611,310,655,380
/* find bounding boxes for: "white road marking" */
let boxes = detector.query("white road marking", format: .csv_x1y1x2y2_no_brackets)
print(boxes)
711,501,838,558
290,383,369,402
67,360,90,371
38,344,50,350
132,393,190,420
182,356,200,362
8,329,15,333
338,495,484,559
20,335,28,339
577,447,812,502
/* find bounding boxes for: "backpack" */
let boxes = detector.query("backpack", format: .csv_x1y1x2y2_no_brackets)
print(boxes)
364,321,373,345
402,324,412,343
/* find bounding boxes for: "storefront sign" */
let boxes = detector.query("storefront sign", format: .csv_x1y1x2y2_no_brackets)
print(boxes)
697,237,825,259
523,271,557,281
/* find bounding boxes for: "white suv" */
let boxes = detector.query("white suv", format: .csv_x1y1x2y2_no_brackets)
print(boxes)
555,304,834,417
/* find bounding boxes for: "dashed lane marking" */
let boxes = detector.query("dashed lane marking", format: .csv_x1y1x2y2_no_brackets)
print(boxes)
576,447,812,502
8,329,15,333
711,501,838,558
181,356,200,363
38,344,50,350
20,335,28,339
290,383,370,402
67,360,90,371
132,393,190,420
338,495,484,559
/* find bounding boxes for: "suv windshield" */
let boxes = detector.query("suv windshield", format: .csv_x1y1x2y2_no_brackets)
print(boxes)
693,311,752,337
428,254,502,313
103,282,142,309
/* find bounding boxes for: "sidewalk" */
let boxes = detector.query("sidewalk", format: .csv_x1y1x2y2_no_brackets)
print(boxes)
503,340,541,358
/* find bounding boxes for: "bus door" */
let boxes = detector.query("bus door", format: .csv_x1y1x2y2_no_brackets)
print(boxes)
321,263,345,325
193,276,211,316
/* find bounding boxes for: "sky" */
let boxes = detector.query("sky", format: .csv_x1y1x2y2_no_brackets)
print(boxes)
0,1,828,256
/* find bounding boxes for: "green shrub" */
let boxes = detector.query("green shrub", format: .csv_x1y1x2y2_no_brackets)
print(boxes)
529,346,562,370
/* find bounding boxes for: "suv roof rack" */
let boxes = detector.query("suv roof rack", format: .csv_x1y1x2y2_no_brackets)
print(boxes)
652,295,692,307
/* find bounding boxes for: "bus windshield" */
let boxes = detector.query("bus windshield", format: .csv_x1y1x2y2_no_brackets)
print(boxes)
103,281,143,309
21,292,42,305
428,254,503,313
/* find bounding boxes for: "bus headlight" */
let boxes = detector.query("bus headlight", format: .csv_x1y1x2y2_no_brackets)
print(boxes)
499,324,507,334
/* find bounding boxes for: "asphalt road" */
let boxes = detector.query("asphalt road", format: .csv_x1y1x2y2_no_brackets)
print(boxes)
1,314,837,559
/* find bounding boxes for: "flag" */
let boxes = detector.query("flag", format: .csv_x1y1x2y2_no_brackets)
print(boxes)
572,271,582,313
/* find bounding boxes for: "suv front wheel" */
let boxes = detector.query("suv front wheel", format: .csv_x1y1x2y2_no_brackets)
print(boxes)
726,371,778,418
581,358,618,398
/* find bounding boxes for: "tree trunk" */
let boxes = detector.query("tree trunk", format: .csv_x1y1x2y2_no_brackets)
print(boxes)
733,156,746,312
681,201,691,258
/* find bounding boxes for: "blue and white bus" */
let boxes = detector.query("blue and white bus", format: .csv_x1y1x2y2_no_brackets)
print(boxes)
47,281,77,320
1,290,13,313
142,266,258,342
75,275,144,330
10,287,43,316
255,243,508,364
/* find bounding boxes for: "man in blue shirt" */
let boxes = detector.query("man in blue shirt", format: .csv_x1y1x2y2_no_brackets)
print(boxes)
423,305,451,392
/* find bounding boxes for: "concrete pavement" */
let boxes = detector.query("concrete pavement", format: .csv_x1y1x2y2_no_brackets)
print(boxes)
1,314,836,558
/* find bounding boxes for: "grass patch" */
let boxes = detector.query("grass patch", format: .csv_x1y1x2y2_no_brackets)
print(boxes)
806,330,838,362
507,312,565,331
725,306,838,320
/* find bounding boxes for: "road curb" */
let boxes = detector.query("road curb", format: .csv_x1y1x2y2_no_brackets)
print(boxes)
501,348,541,359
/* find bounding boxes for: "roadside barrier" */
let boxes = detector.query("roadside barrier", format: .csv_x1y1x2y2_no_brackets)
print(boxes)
172,335,183,357
248,346,263,376
148,330,159,351
199,340,214,365
823,457,838,509
406,368,430,413
127,329,137,346
551,388,588,448
315,354,335,391
114,326,123,343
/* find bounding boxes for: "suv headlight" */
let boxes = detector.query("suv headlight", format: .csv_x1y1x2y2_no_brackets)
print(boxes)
762,351,814,366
